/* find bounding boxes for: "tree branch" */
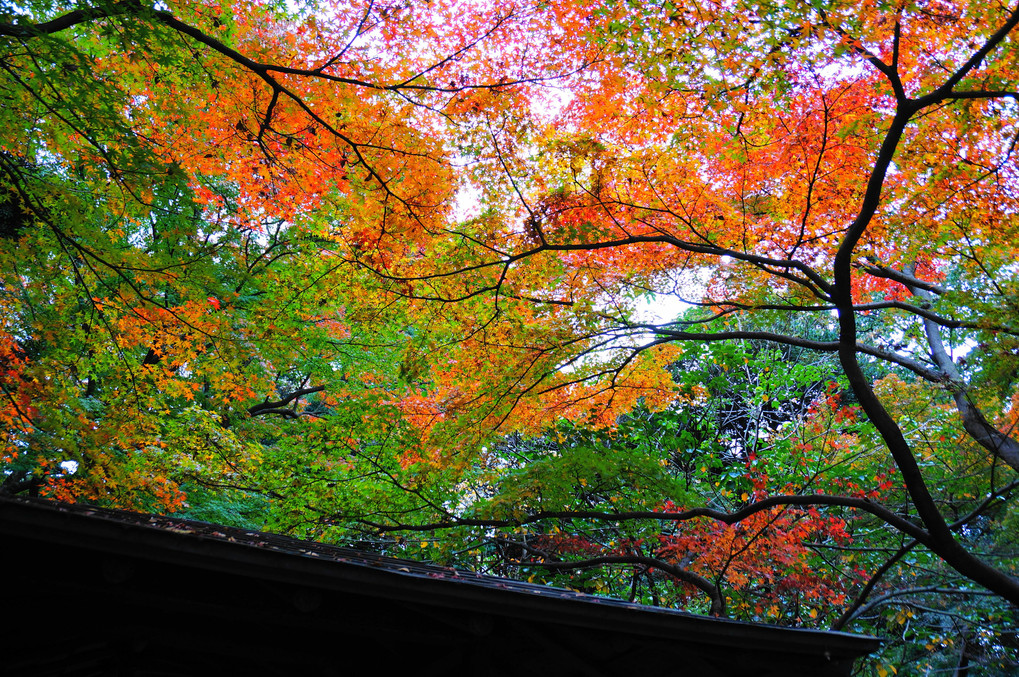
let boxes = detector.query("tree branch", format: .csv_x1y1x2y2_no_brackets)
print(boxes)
497,537,726,616
858,261,947,295
248,386,325,417
0,1,142,37
358,493,934,546
901,263,1019,474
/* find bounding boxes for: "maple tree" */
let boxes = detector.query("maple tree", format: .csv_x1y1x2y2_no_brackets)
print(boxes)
3,0,1019,672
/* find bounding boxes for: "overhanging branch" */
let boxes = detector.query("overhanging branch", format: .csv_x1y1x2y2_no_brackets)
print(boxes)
248,386,325,417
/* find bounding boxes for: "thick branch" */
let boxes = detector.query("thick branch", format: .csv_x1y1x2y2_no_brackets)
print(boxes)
918,4,1019,106
358,493,933,545
248,386,325,417
832,67,1019,604
834,478,1019,630
500,538,725,616
901,264,1019,473
858,262,947,295
638,326,943,381
0,1,141,37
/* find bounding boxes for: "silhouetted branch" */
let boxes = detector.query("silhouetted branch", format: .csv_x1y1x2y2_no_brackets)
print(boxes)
249,386,325,417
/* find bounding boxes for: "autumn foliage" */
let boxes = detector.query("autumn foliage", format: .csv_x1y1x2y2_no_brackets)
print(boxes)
3,1,1019,672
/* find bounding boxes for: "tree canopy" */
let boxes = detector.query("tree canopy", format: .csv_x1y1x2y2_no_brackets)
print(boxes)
2,0,1019,673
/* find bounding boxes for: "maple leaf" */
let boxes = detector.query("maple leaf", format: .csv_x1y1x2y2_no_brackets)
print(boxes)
2,5,1019,669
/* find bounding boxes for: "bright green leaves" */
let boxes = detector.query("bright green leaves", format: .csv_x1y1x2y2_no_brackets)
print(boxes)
255,395,451,540
473,412,698,522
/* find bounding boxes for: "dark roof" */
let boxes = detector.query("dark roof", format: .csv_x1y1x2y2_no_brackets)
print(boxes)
0,495,880,676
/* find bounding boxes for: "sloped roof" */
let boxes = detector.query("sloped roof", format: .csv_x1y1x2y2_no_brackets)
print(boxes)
0,495,879,676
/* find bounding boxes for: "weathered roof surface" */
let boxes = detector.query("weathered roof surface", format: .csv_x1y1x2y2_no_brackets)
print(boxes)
0,495,880,676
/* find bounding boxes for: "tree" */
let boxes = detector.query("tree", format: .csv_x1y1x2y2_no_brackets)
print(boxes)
0,0,586,505
3,1,1019,672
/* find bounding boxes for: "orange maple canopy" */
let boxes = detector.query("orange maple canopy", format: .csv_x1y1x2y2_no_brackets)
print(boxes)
2,3,1019,672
